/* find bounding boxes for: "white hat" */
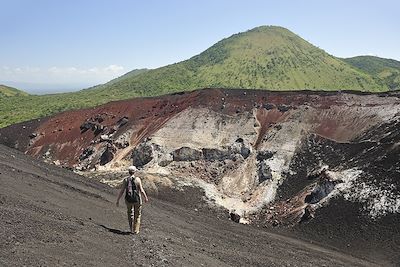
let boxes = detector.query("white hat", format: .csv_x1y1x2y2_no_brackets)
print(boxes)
128,166,138,172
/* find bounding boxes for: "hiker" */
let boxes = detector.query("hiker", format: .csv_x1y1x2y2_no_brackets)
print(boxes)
116,166,148,234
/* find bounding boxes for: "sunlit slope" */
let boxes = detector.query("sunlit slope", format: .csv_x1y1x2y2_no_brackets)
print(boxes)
0,84,29,97
89,26,387,97
344,55,400,90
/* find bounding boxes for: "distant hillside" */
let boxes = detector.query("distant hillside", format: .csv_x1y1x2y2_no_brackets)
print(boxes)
86,68,149,89
0,84,29,97
0,26,394,128
87,26,387,98
344,56,400,90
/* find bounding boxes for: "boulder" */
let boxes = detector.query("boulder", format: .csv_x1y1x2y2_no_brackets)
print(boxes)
93,124,105,135
172,147,202,161
229,212,241,223
202,148,233,161
158,155,173,167
117,116,129,127
305,179,336,204
256,151,274,161
240,146,251,159
93,115,104,123
235,138,244,143
263,103,275,110
80,121,95,133
131,143,154,167
277,104,291,113
258,161,272,183
100,134,110,141
100,144,116,165
114,131,132,149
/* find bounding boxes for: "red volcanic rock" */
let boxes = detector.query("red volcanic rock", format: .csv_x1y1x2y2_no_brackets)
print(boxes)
2,88,396,166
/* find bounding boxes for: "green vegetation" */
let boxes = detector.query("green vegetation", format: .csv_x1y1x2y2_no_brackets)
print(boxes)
0,84,29,97
0,26,395,128
86,26,387,97
344,56,400,90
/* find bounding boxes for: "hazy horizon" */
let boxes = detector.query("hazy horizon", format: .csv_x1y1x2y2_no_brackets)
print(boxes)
0,80,97,94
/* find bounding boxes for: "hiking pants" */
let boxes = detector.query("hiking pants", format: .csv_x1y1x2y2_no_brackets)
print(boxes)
125,201,142,233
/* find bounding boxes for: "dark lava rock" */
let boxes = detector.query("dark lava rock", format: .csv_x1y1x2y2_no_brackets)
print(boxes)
131,143,154,167
230,212,241,223
258,161,272,183
202,148,232,162
158,159,172,167
93,115,104,123
257,151,274,161
100,144,116,166
277,105,291,113
80,121,96,133
108,127,117,135
115,140,129,149
263,103,275,110
305,179,336,204
240,146,251,159
172,147,202,161
201,145,250,162
117,116,129,127
93,124,105,135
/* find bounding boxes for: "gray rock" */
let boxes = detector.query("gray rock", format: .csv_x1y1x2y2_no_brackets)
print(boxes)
80,121,95,133
257,151,274,161
100,144,116,165
202,148,233,162
172,147,202,161
229,212,241,223
258,161,272,183
277,104,291,113
305,179,336,204
114,131,132,149
93,124,105,135
117,116,129,127
131,143,154,167
263,103,275,110
240,146,251,159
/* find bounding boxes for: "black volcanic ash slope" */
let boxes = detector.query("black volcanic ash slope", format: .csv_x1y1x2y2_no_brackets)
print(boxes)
0,144,375,266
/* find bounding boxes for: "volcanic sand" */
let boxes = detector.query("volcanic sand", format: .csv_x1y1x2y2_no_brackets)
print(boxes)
0,144,386,266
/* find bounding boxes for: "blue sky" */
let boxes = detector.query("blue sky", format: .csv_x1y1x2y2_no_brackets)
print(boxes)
1,0,399,93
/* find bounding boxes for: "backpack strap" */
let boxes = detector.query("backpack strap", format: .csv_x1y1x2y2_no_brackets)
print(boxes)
126,175,137,192
131,175,137,191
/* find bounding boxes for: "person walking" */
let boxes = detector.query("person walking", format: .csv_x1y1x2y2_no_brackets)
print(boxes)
116,166,148,234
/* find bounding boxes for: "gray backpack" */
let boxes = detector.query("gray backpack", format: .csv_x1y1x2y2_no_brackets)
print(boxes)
125,177,140,203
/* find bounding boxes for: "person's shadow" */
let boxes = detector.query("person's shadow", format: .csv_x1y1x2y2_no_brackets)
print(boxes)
98,224,131,235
